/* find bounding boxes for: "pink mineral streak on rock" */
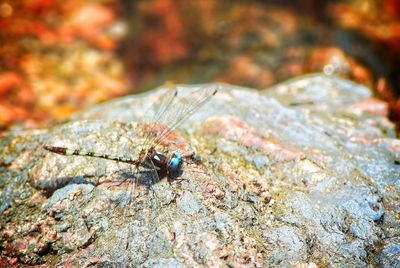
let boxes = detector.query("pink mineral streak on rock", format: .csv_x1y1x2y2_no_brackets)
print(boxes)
205,117,305,162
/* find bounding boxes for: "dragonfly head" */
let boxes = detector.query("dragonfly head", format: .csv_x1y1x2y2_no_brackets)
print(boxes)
168,151,182,173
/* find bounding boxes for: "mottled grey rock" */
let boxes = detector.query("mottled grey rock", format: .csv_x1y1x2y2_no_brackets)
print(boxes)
0,74,399,267
45,183,95,209
377,237,400,268
176,191,201,215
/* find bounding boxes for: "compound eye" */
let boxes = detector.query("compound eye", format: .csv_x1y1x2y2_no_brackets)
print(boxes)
168,152,182,172
168,157,180,172
173,152,182,161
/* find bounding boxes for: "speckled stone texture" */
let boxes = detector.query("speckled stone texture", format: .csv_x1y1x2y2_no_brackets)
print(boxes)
1,74,399,267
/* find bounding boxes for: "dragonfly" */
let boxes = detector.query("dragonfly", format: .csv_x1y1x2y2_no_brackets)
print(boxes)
44,86,217,254
44,86,217,221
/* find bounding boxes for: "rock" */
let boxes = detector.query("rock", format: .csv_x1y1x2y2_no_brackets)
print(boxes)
377,237,400,268
0,74,399,266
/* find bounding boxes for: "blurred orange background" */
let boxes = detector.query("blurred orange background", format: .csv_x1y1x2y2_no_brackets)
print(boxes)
1,0,399,131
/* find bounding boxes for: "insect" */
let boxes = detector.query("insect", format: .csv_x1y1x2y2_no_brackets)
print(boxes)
44,86,217,253
44,85,218,196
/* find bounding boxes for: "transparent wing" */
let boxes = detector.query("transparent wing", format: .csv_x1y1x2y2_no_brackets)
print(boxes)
125,159,161,250
147,85,218,149
150,89,178,127
139,88,178,153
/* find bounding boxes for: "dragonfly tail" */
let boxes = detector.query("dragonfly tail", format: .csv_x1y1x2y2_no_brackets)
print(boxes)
44,146,138,165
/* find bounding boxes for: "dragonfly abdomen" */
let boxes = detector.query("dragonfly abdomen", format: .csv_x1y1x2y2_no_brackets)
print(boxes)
44,146,138,165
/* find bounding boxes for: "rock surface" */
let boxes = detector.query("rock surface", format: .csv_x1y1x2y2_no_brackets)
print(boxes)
1,74,399,267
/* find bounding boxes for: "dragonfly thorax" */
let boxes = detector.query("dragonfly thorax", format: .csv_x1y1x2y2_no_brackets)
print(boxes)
150,150,182,175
